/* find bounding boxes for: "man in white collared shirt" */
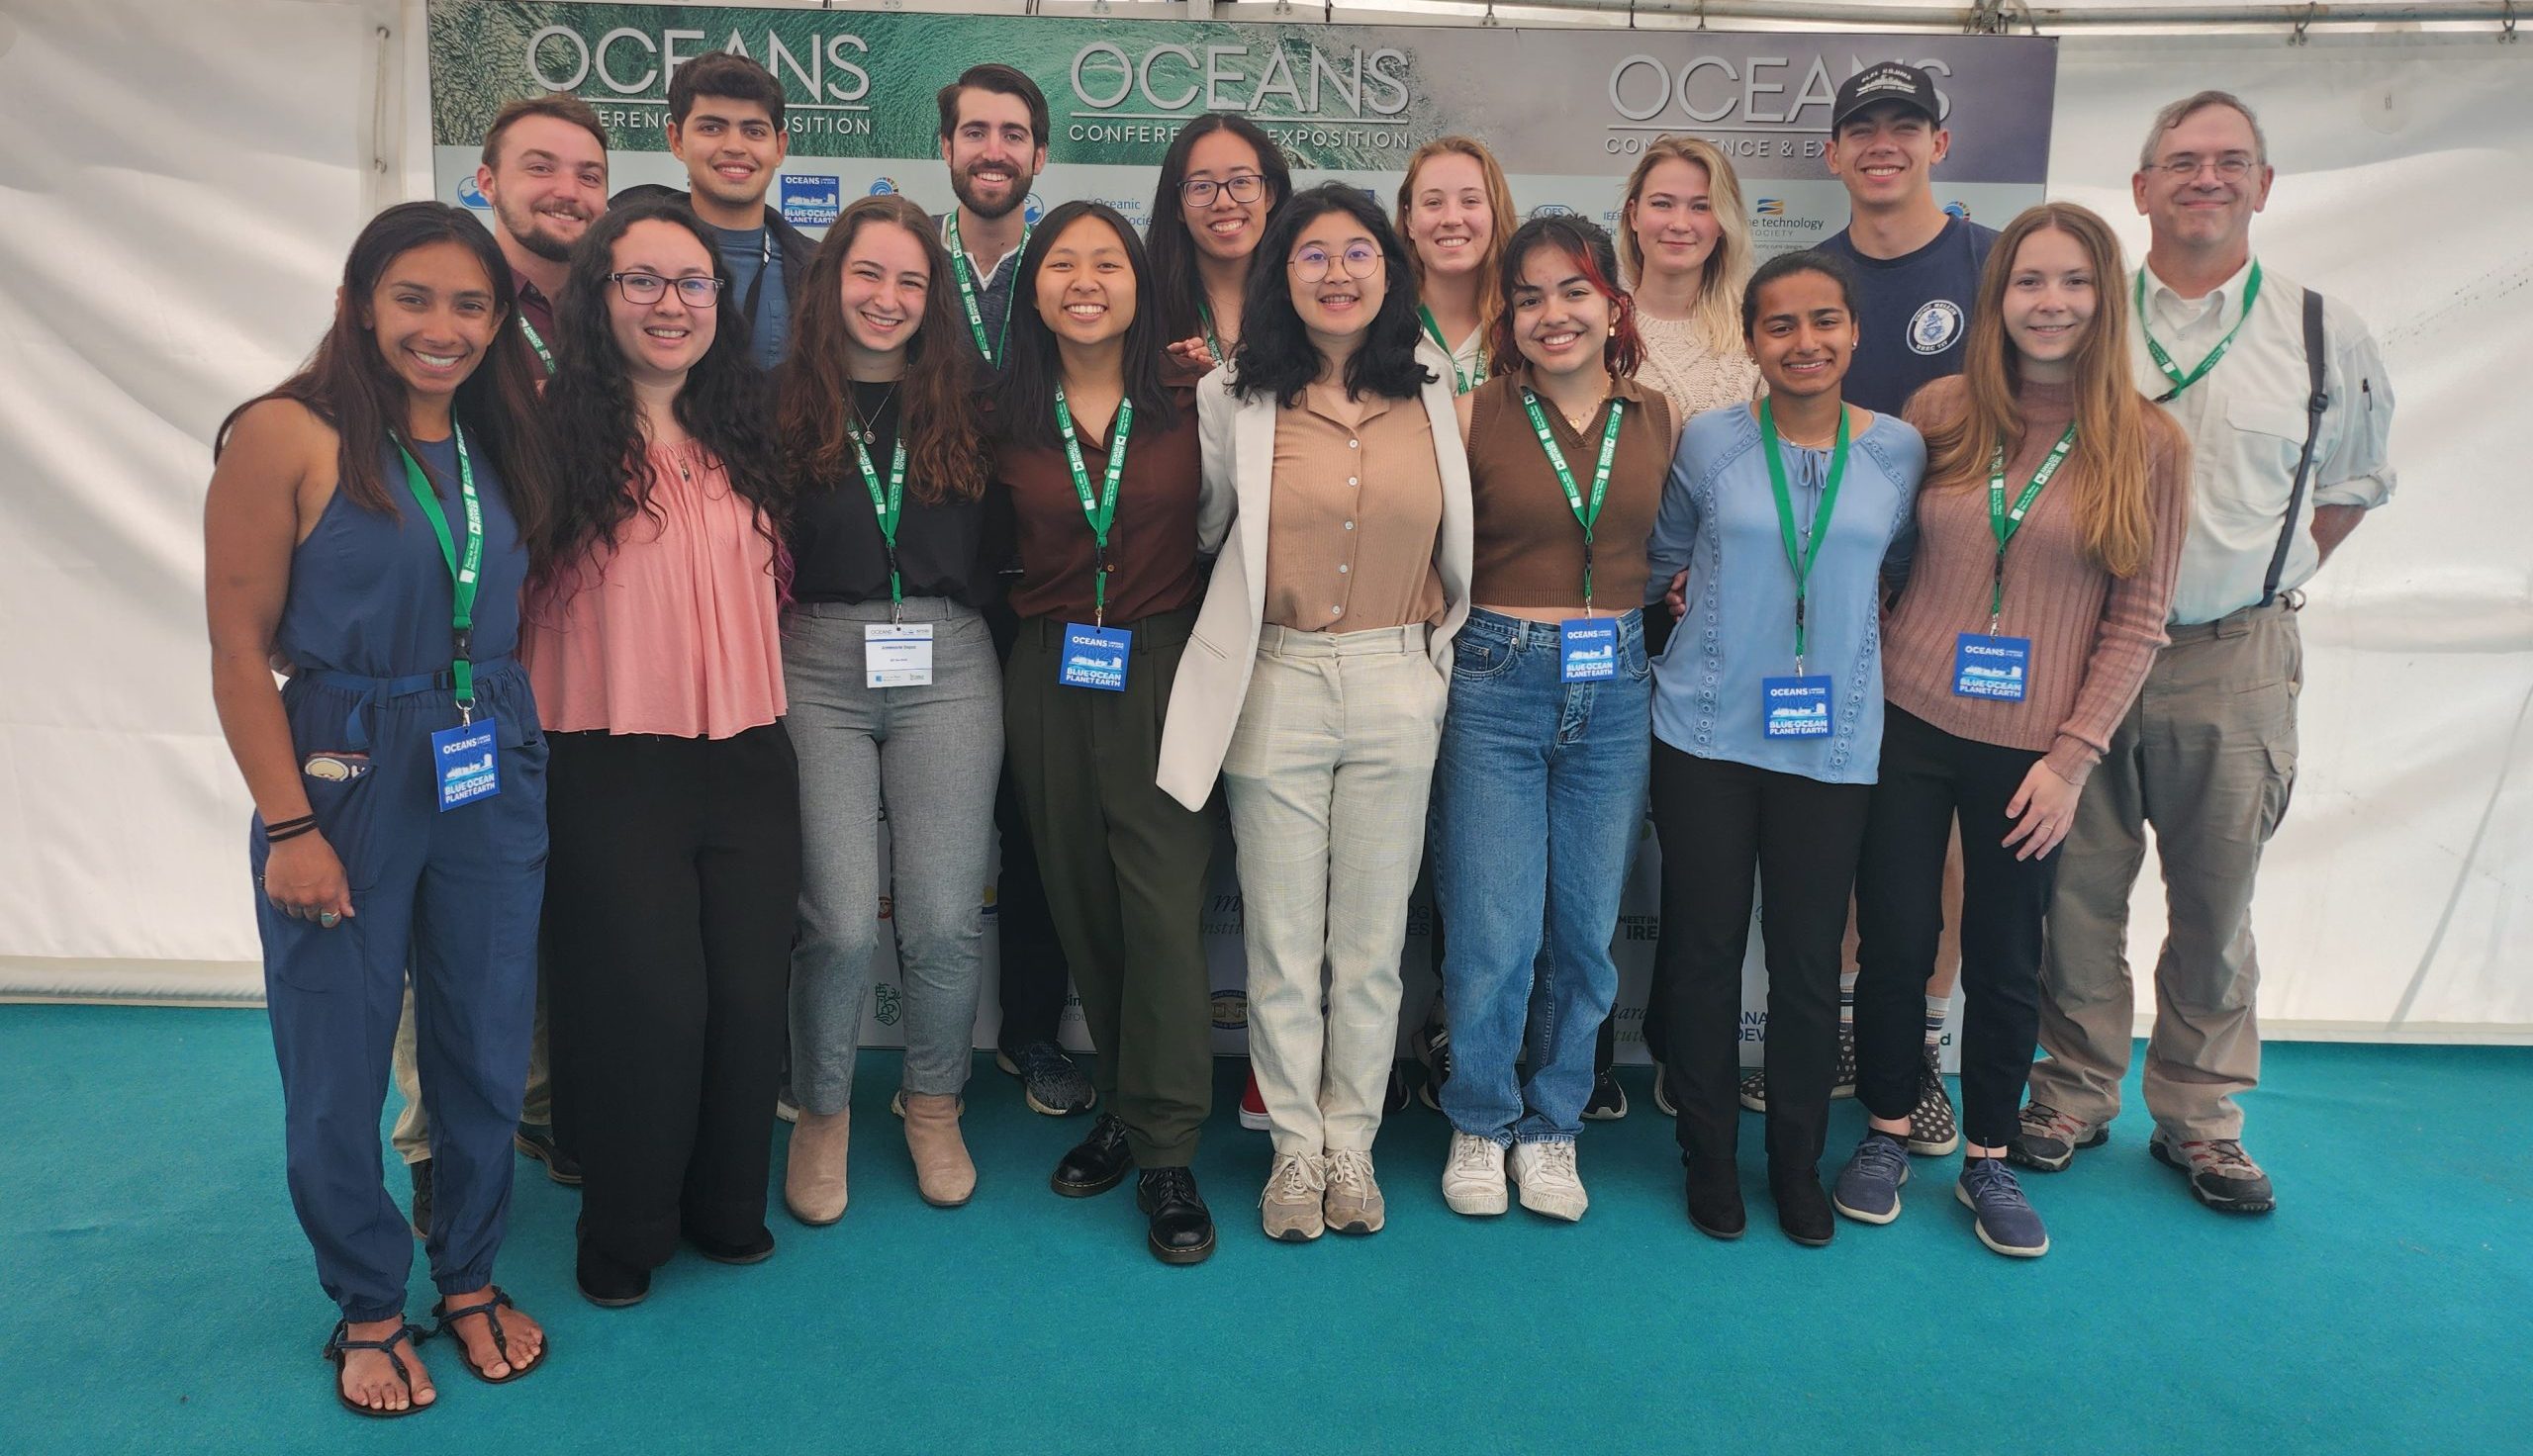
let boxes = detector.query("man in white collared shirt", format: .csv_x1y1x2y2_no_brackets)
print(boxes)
2013,92,2395,1214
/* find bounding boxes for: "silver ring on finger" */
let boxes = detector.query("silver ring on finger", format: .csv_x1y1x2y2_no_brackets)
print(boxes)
319,910,341,928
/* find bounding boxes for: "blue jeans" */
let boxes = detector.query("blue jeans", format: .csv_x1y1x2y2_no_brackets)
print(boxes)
1431,607,1652,1143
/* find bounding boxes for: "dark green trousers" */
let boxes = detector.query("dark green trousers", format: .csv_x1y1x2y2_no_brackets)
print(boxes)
1004,609,1219,1166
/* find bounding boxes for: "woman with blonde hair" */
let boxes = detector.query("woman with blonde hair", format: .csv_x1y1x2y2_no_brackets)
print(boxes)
1619,136,1760,422
1396,135,1519,396
1832,202,2190,1259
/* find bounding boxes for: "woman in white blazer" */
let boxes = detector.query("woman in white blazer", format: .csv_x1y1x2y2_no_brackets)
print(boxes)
1157,183,1471,1243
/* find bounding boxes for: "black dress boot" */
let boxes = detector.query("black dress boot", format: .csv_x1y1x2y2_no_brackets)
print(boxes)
1136,1166,1215,1265
1052,1113,1134,1197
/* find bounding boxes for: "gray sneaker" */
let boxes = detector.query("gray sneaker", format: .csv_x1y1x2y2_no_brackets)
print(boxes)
2009,1101,2109,1173
1323,1148,1386,1234
996,1041,1096,1117
1831,1131,1912,1225
2150,1130,2277,1214
1956,1157,2050,1257
1260,1152,1326,1242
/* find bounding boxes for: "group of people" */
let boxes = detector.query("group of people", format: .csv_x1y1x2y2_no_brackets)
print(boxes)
202,49,2394,1417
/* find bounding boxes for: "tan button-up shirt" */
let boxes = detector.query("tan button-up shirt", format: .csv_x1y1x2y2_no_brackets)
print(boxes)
1261,382,1446,632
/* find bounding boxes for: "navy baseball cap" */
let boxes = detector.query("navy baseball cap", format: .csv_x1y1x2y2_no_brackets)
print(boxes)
1832,63,1942,131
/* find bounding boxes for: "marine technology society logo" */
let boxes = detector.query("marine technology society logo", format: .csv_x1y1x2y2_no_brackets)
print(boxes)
456,174,490,210
782,173,842,228
1754,198,1785,216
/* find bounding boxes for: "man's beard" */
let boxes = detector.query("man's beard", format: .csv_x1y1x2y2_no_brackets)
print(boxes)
950,164,1031,222
498,198,581,263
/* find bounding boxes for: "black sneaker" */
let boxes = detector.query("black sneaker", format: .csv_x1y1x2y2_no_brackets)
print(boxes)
1736,1068,1769,1113
1415,1018,1453,1112
996,1041,1096,1117
2150,1130,2277,1214
407,1158,433,1240
515,1122,583,1186
1137,1166,1216,1265
1581,1070,1628,1121
2008,1102,2109,1173
1906,1045,1959,1157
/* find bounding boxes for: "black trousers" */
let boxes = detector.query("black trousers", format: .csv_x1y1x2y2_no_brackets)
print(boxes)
1652,742,1870,1170
1594,605,1683,1075
546,725,801,1268
986,601,1073,1052
1854,705,2058,1149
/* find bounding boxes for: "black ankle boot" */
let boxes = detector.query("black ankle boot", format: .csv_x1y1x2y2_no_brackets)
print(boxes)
1684,1158,1746,1240
1052,1114,1134,1198
1770,1163,1835,1247
575,1230,652,1308
1136,1166,1215,1265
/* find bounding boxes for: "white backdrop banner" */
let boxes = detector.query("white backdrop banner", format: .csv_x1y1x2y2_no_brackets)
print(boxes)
1,3,2523,1053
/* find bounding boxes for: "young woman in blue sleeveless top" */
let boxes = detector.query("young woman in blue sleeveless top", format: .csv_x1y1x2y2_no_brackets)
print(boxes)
206,202,555,1417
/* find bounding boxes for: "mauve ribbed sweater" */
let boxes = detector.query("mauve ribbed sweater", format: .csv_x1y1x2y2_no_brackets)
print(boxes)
1884,376,2190,786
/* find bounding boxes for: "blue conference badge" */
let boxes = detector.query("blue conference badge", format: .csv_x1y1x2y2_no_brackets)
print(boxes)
1952,633,2031,701
1559,618,1618,682
1761,676,1833,739
431,716,500,812
781,173,842,228
1060,623,1131,692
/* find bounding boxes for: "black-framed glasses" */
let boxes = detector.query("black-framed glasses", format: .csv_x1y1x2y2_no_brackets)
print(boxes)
1180,172,1266,208
608,272,726,307
1288,242,1382,284
2151,154,2257,181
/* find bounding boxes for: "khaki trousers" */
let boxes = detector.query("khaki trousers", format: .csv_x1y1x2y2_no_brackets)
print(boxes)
2029,602,2300,1141
392,962,552,1163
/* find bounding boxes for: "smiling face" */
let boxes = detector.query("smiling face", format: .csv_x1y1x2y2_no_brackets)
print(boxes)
1625,156,1721,282
1285,211,1386,355
1746,267,1857,402
364,238,503,410
940,86,1044,223
1034,215,1135,348
1181,130,1272,266
2000,225,2097,382
605,219,717,388
1508,243,1613,384
2133,103,2272,257
1826,102,1949,211
479,114,607,263
835,219,933,363
667,96,788,213
1404,150,1493,285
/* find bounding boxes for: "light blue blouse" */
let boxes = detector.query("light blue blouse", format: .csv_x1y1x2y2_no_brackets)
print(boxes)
1643,402,1924,784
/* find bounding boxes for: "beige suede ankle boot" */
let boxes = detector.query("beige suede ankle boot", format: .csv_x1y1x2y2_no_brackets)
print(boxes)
901,1094,975,1208
784,1108,850,1226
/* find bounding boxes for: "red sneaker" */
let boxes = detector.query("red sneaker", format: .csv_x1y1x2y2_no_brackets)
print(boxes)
1239,1066,1269,1132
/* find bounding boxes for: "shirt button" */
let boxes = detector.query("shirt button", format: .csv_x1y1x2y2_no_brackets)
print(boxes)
1344,521,1355,530
1331,605,1344,617
1348,439,1359,450
1349,477,1359,487
1338,564,1350,574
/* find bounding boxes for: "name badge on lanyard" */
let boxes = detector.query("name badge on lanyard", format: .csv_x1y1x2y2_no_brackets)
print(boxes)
395,427,499,808
1519,388,1626,683
1559,619,1617,682
1055,384,1136,690
1955,423,2073,704
1757,398,1850,739
854,431,932,686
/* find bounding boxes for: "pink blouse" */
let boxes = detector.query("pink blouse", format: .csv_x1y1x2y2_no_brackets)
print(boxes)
523,439,787,739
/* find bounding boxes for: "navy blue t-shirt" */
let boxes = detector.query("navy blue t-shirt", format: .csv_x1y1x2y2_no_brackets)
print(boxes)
1819,216,1999,417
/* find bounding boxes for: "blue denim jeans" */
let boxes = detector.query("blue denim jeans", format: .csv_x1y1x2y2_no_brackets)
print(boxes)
1431,607,1652,1143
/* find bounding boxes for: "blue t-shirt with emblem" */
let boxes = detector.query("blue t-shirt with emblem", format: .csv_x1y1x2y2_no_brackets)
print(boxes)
1819,216,1998,417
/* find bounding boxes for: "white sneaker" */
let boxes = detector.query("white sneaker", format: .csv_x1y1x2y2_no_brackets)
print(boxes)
1442,1131,1509,1217
1508,1139,1589,1222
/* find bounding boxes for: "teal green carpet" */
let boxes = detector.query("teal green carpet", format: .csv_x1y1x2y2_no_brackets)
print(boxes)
2,1005,2527,1454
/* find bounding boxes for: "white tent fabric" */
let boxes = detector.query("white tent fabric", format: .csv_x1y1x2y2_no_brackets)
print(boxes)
1,0,2524,1036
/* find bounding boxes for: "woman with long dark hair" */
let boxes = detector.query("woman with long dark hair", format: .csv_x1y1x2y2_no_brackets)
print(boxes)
528,200,799,1307
1146,112,1291,370
985,201,1217,1263
1158,183,1471,1242
1430,218,1672,1224
206,201,553,1413
769,193,999,1225
1835,203,2188,1258
1645,249,1924,1247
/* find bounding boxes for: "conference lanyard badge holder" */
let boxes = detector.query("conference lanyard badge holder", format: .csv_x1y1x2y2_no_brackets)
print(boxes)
1055,386,1134,692
1060,621,1131,692
1952,631,2030,701
854,432,934,687
397,427,502,812
1762,665,1835,740
1757,397,1846,742
1559,617,1617,683
1953,423,2070,705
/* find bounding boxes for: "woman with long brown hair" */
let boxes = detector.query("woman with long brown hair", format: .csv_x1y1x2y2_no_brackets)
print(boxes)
1833,202,2190,1258
1397,135,1516,396
771,194,999,1226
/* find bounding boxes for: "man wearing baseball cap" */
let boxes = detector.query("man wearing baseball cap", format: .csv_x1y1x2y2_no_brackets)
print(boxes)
1818,62,1999,416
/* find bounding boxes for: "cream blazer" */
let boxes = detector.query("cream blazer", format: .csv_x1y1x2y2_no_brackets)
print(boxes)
1156,348,1473,812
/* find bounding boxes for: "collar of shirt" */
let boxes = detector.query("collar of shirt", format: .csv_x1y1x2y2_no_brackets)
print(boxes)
509,269,557,335
1300,379,1402,429
2141,254,2256,342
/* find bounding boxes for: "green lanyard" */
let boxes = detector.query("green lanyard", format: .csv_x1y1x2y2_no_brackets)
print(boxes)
2136,259,2262,403
1519,388,1624,612
1986,423,2077,631
392,426,485,719
517,314,555,377
1197,301,1226,366
851,430,909,620
1419,305,1484,395
1053,384,1136,626
947,213,1029,367
1758,397,1850,674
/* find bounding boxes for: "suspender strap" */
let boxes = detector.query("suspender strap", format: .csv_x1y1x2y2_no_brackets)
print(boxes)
2261,288,2329,607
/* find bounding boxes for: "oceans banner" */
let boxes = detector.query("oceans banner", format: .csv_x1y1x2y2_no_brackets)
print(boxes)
427,1,2042,1065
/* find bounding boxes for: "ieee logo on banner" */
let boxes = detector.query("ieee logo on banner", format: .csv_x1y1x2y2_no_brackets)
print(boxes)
782,174,842,228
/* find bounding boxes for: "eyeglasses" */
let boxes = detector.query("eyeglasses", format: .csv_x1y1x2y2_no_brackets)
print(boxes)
1288,243,1383,284
2151,155,2258,181
1180,173,1266,208
607,272,726,307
